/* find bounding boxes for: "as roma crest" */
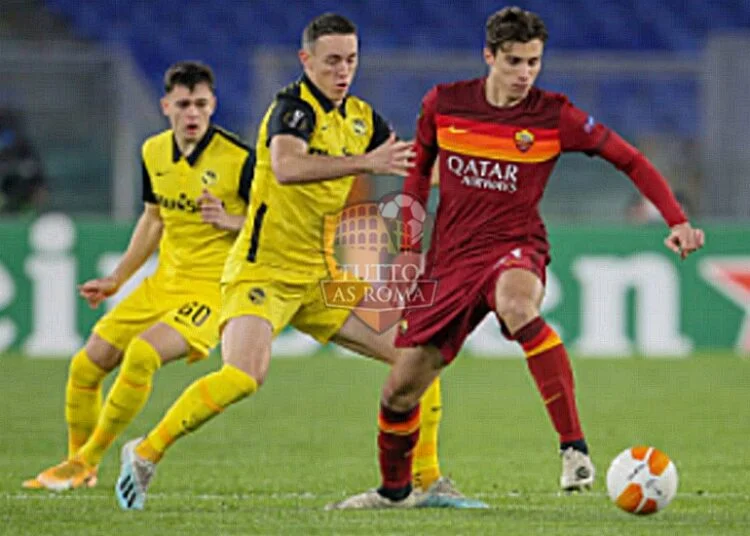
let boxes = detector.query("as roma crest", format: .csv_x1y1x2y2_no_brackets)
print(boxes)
514,129,535,153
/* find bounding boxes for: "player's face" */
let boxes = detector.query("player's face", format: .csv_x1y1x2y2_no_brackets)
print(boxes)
484,39,544,102
161,83,216,144
300,34,358,105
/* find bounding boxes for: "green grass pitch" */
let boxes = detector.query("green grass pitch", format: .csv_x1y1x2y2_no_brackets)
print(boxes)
1,352,748,535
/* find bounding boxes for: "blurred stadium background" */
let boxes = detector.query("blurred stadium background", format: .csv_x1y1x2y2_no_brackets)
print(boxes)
0,0,749,358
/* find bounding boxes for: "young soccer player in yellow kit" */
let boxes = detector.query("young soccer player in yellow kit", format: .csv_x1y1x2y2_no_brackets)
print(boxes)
24,61,254,490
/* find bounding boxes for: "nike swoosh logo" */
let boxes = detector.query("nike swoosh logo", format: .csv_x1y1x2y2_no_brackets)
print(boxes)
447,126,469,134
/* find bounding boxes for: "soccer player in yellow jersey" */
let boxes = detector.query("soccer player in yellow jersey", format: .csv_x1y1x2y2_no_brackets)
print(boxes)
23,61,254,491
115,14,486,511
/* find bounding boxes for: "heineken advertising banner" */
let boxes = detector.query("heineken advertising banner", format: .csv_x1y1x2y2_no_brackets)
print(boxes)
0,214,748,358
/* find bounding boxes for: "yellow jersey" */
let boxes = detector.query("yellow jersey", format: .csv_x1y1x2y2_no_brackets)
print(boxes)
141,125,254,288
223,75,390,283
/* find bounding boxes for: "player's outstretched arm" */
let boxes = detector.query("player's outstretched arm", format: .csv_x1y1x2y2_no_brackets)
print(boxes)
270,133,415,184
78,203,163,308
595,132,705,258
558,102,705,259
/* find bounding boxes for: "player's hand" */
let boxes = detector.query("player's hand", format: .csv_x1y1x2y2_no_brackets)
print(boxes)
198,189,237,231
664,222,705,260
364,133,416,177
388,251,423,304
78,276,119,309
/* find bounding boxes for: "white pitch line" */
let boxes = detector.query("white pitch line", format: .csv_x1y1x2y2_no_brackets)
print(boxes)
4,491,749,501
3,491,319,501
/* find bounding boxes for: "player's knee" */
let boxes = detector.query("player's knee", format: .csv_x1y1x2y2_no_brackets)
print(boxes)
246,363,268,387
69,348,109,385
382,376,430,412
222,316,272,385
121,337,163,377
225,352,269,386
219,364,259,399
495,295,538,331
382,389,421,413
84,334,122,371
223,343,271,385
374,346,398,366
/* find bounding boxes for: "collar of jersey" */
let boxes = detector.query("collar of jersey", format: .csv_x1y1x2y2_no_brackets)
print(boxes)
301,74,347,118
172,125,216,166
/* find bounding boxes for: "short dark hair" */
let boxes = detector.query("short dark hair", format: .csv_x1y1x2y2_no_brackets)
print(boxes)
164,61,215,93
302,13,357,50
485,7,548,55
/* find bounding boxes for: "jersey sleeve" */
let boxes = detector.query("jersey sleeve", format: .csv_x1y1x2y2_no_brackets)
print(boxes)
400,87,438,252
265,96,316,146
141,158,157,204
559,100,610,155
237,150,255,203
415,86,439,151
365,109,392,152
597,131,687,227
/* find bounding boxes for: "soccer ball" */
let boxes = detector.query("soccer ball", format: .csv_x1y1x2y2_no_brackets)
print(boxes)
606,446,679,515
378,193,426,247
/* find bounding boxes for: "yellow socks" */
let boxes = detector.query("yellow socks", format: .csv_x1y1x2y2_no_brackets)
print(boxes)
136,364,258,463
413,377,442,490
77,338,162,467
65,349,108,457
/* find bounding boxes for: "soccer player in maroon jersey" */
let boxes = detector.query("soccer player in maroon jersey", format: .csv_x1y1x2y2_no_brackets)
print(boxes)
327,6,705,509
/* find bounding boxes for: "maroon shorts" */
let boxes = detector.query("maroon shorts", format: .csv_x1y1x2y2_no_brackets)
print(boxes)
394,244,548,364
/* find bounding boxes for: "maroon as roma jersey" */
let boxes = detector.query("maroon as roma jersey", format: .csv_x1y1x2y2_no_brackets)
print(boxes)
414,78,609,274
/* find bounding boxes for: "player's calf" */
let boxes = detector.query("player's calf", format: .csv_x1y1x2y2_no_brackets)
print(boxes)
65,348,110,457
512,316,593,489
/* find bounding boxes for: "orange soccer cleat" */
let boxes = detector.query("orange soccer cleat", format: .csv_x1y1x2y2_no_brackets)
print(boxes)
23,459,98,491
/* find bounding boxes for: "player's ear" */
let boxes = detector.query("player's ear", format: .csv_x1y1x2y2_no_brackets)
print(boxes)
483,47,496,67
209,95,217,116
299,48,311,69
160,96,170,117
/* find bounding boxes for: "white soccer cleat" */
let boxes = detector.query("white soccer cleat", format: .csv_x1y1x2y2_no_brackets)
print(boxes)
115,438,156,510
560,447,595,491
325,488,422,510
419,477,490,509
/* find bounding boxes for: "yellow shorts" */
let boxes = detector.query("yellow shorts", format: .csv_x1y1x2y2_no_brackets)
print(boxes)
93,276,221,361
220,271,352,344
